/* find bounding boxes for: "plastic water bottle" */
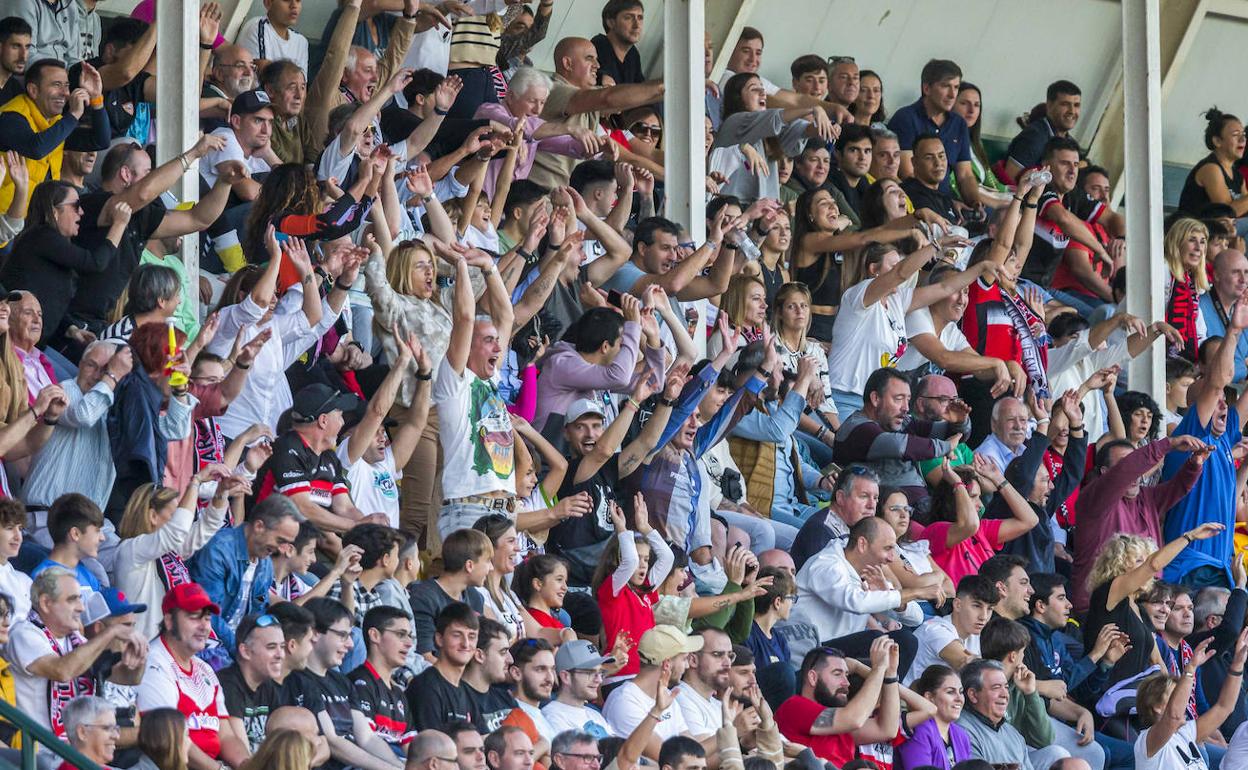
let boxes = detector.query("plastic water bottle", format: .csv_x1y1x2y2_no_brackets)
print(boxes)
729,228,762,261
1032,169,1053,186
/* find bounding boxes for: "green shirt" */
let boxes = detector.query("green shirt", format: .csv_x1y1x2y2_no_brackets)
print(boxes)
918,441,973,480
140,249,199,339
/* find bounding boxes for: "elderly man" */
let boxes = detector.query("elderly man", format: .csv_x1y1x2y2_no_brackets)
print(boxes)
10,290,66,391
530,36,664,188
24,341,131,509
189,495,302,649
408,730,460,770
1200,249,1248,384
975,397,1031,475
957,660,1067,770
789,465,879,572
834,368,968,515
782,518,935,674
60,696,120,770
136,582,250,769
203,44,256,130
8,567,141,737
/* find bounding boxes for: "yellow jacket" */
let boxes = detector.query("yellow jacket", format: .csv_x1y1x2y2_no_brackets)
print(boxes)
0,94,64,212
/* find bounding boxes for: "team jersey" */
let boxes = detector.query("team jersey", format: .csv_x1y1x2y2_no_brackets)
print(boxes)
350,662,413,749
258,431,349,508
136,638,228,759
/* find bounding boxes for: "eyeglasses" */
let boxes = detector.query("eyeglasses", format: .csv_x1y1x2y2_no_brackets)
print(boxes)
704,649,737,662
325,627,352,640
785,594,799,603
629,122,661,138
84,724,120,735
383,628,416,641
557,754,604,765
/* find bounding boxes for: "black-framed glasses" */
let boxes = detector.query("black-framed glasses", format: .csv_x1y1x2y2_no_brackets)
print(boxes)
325,626,352,640
557,754,604,765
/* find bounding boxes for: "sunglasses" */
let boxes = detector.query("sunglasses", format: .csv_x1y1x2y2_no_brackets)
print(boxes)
629,122,661,138
827,55,856,65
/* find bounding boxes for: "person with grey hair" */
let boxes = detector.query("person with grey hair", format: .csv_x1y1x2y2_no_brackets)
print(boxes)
188,494,302,649
549,730,602,770
475,66,599,199
790,464,880,571
9,567,139,738
62,695,119,767
99,263,183,343
23,338,131,510
956,659,1050,770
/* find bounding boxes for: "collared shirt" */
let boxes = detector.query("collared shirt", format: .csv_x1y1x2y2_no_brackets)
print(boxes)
15,346,53,400
23,377,114,509
887,98,972,193
975,433,1026,476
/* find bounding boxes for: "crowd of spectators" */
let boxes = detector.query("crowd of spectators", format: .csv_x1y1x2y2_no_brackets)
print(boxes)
0,3,1243,770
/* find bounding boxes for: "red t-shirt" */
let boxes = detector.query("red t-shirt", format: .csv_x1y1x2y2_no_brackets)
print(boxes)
921,518,1005,585
597,581,658,677
526,607,565,629
1051,220,1111,295
776,696,856,766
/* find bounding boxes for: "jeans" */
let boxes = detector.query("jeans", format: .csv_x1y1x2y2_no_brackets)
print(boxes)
1095,731,1136,770
437,500,499,542
717,509,801,552
1051,717,1106,770
831,389,864,418
770,503,822,538
1050,288,1112,319
795,431,835,469
824,627,918,681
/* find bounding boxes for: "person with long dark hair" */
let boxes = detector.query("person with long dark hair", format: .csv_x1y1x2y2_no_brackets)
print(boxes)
133,708,189,770
951,83,1009,205
0,179,131,349
1178,107,1248,226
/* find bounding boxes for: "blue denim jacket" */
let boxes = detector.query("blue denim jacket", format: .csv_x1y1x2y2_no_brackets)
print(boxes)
188,526,272,649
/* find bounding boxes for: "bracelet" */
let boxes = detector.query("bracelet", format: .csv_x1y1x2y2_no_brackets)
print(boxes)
998,479,1012,489
199,41,214,50
1069,423,1085,432
416,371,432,381
646,711,663,720
178,153,191,172
757,367,773,381
1013,195,1024,203
882,676,899,685
234,361,251,370
433,105,450,116
1233,669,1246,677
659,396,677,407
28,407,39,422
626,398,641,411
815,426,827,440
42,416,58,425
89,95,104,108
102,372,117,383
1182,671,1195,678
1022,202,1039,210
1184,533,1195,545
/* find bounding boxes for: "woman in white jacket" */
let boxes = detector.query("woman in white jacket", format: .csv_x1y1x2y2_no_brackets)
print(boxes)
115,464,247,641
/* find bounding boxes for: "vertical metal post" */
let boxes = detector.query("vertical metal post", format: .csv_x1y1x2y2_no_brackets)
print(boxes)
664,0,708,357
1121,0,1166,401
155,0,203,320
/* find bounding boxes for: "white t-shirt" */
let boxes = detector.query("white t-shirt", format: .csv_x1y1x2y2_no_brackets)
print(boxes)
516,701,557,744
474,585,525,643
897,307,971,371
1135,719,1207,770
8,618,70,733
0,561,33,619
602,680,688,742
432,358,516,500
338,443,402,527
200,127,271,188
542,700,614,739
1223,720,1248,770
906,616,980,686
826,275,916,393
236,16,308,74
674,685,721,738
136,637,229,732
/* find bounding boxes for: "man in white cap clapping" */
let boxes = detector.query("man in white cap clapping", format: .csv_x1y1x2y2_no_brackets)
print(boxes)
602,625,703,759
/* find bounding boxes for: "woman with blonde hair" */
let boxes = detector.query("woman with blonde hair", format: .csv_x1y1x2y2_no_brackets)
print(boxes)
744,209,792,304
771,282,839,463
1162,218,1210,361
707,274,768,363
0,301,27,425
1134,629,1248,770
115,465,245,640
1083,520,1222,688
242,729,316,770
133,708,188,770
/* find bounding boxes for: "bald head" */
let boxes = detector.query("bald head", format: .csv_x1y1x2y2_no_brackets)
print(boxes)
1213,249,1248,303
408,730,457,768
915,374,958,420
758,549,796,577
210,44,255,97
267,707,330,767
553,37,598,87
1049,759,1092,770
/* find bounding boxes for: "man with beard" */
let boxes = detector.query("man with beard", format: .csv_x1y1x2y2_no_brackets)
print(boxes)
203,44,255,131
463,618,517,734
542,639,614,738
135,583,250,769
1161,291,1248,586
0,16,29,105
603,625,703,759
286,597,402,770
505,638,557,762
591,0,643,86
676,628,763,741
775,636,900,767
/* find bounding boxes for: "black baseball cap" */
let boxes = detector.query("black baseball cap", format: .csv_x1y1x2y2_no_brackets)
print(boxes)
232,89,274,116
290,384,359,423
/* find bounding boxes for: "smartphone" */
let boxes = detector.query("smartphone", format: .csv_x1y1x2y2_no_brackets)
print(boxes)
607,289,624,308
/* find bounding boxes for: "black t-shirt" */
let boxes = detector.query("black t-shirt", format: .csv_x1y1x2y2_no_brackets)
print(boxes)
350,662,411,748
468,682,516,734
591,34,643,86
259,431,349,510
1005,118,1057,175
1021,188,1104,286
283,669,356,770
406,667,475,731
73,57,149,139
828,169,868,219
1084,581,1157,688
0,75,22,107
550,456,620,586
218,664,280,752
407,580,486,655
901,177,959,224
68,192,166,327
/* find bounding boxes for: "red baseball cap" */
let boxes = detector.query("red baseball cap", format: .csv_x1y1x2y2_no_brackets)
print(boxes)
161,583,220,615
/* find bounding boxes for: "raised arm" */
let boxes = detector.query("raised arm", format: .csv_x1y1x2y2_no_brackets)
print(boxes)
1110,517,1222,609
972,453,1039,543
1194,288,1248,425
